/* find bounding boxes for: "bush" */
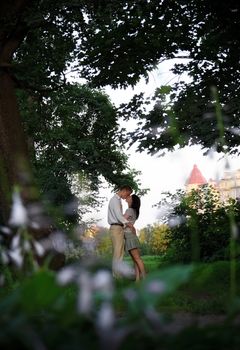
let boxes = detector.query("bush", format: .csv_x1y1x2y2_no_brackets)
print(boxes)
161,187,240,263
1,262,240,350
0,264,195,349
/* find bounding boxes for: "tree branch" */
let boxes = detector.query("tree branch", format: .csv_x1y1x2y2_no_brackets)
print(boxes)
13,74,67,95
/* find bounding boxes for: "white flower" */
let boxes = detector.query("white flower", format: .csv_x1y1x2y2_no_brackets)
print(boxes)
11,234,21,250
8,191,28,227
77,271,93,314
0,226,12,235
57,266,77,285
29,221,41,230
96,302,115,330
23,240,31,252
9,248,23,268
92,270,113,298
41,231,67,253
145,280,166,294
50,232,67,253
33,240,45,257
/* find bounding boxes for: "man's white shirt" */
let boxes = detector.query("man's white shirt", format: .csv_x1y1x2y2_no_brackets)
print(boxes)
107,194,128,225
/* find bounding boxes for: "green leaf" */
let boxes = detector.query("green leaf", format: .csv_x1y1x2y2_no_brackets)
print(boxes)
155,86,172,96
20,269,62,313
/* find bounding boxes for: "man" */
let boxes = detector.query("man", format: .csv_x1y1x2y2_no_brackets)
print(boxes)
108,185,133,277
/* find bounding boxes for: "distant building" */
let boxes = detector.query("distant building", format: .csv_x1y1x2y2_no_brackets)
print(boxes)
218,169,240,202
186,164,207,192
185,164,240,202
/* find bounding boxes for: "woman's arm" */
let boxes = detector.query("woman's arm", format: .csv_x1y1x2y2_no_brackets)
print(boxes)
123,209,132,220
124,210,136,234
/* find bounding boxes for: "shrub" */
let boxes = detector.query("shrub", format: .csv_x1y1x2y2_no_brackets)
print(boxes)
161,187,240,263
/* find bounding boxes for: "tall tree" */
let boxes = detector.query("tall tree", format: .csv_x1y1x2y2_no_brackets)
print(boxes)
1,0,239,225
0,0,33,222
116,1,240,154
0,0,150,224
19,83,141,226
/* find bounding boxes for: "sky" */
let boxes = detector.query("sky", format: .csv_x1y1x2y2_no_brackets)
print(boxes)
87,145,239,230
82,61,240,229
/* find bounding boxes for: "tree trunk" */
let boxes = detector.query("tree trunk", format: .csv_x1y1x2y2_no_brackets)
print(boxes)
0,0,36,223
0,0,45,223
0,68,32,222
0,1,65,270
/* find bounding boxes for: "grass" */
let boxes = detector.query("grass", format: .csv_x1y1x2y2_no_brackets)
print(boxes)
158,261,229,314
119,256,240,315
124,254,162,273
2,255,239,316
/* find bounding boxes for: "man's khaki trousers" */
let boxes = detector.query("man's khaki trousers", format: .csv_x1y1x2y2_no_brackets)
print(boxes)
110,225,124,277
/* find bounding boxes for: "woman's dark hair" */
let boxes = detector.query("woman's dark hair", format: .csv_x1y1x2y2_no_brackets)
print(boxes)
130,194,141,219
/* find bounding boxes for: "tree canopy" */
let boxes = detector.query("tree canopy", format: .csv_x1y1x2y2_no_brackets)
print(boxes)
111,1,240,154
18,83,140,224
1,0,240,224
1,0,152,221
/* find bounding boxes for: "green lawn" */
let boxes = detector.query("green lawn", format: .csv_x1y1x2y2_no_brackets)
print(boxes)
157,261,233,314
2,255,239,316
120,256,240,315
1,258,240,349
124,254,162,273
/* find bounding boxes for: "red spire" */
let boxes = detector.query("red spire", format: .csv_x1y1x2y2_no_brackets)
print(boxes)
187,164,207,185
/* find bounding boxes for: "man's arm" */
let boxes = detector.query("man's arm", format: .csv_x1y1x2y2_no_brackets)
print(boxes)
110,196,128,225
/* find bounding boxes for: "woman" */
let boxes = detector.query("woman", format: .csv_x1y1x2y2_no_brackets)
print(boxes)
124,194,146,281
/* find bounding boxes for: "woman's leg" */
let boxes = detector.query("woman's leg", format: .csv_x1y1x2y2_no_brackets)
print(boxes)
129,248,146,279
134,262,140,281
129,251,140,281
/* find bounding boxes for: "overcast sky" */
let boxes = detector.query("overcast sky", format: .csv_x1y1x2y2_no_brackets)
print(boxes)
83,61,240,229
88,145,239,229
